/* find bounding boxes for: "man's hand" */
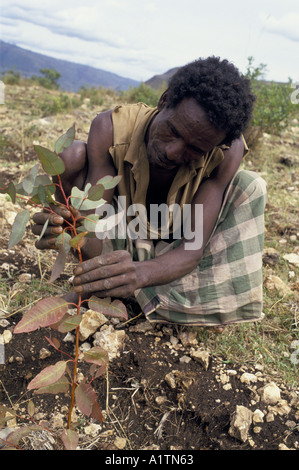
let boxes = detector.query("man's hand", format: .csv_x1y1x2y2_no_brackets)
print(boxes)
32,206,73,250
73,251,138,298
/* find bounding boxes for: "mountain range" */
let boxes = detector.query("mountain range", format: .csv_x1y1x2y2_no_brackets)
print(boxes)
0,41,142,92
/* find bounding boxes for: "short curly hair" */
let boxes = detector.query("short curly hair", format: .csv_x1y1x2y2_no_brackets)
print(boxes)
166,56,255,145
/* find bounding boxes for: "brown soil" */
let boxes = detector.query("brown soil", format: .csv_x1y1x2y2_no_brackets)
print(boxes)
1,272,298,451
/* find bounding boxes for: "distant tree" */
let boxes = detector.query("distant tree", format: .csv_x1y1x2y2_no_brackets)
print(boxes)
38,68,61,90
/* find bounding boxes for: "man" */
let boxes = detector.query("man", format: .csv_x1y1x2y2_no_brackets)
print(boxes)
32,56,267,327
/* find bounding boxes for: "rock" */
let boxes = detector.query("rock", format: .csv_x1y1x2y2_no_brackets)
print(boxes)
264,275,292,295
268,400,292,416
93,325,126,360
229,405,253,443
283,253,299,268
258,382,281,405
240,372,258,384
165,371,177,389
79,309,108,341
114,437,127,449
253,409,264,423
18,273,32,284
39,348,51,360
0,330,12,344
177,330,198,347
190,348,210,370
129,321,154,333
263,247,280,266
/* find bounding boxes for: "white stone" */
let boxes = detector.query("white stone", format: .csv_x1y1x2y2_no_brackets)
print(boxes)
79,309,108,341
190,348,210,370
93,325,126,360
253,409,264,423
258,382,281,405
283,253,299,268
240,372,258,384
0,330,12,344
229,405,253,443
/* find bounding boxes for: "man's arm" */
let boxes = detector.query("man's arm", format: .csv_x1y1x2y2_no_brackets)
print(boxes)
32,111,115,253
73,137,245,298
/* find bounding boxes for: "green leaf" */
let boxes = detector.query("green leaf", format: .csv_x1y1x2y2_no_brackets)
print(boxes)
69,231,87,249
96,174,122,190
34,144,65,176
7,182,16,203
70,186,85,210
70,185,106,211
87,183,105,201
88,296,128,320
61,429,79,451
8,209,30,248
56,231,72,253
82,213,100,232
22,164,39,194
14,296,69,333
27,361,67,390
38,218,49,241
80,198,106,211
55,124,75,154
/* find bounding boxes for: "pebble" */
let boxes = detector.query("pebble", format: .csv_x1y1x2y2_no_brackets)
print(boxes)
240,372,258,384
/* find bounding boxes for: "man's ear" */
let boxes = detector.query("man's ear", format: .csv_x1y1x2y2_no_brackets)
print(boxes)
157,89,168,110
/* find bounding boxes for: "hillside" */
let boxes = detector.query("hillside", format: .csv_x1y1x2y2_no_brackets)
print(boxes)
145,66,180,89
0,41,140,92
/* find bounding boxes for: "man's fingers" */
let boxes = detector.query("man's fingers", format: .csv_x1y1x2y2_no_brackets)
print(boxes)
32,209,71,226
73,262,128,286
74,251,130,276
32,223,63,236
35,236,58,250
73,273,131,296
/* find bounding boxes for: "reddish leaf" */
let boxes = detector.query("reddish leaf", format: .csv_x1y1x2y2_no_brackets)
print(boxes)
45,336,61,350
28,361,67,390
88,296,128,320
14,297,69,333
49,248,67,282
5,425,41,446
61,429,79,451
83,347,108,367
75,382,97,417
51,313,82,333
33,376,70,395
91,401,105,422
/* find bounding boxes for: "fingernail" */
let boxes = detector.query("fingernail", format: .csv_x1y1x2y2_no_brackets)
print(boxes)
54,216,63,224
74,286,82,293
74,267,82,275
62,210,71,218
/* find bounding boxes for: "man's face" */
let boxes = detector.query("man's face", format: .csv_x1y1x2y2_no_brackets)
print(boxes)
146,97,226,170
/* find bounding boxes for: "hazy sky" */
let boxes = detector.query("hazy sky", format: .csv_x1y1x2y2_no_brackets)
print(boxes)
1,0,299,82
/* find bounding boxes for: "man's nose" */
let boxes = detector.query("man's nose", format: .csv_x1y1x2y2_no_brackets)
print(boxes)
165,140,185,161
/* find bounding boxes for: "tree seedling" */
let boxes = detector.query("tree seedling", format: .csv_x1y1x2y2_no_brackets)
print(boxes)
0,125,127,450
